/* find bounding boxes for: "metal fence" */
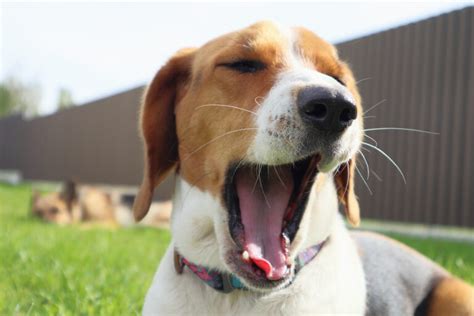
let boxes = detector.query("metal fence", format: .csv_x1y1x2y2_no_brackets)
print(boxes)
0,7,472,226
337,6,473,227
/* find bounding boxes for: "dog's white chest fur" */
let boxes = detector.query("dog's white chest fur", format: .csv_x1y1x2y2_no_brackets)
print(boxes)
142,178,366,315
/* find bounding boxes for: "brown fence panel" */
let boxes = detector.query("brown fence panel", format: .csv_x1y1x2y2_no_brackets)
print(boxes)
336,7,474,227
0,87,144,185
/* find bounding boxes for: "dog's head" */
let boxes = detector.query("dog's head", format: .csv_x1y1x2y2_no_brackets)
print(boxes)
31,181,78,224
134,22,362,290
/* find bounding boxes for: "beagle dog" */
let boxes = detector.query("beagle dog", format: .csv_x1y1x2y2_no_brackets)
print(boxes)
133,22,474,315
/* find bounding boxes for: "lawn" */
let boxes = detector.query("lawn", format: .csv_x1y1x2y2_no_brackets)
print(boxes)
0,183,473,315
0,183,170,315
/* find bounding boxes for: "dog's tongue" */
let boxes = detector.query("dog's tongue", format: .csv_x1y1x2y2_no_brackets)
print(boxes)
236,166,293,280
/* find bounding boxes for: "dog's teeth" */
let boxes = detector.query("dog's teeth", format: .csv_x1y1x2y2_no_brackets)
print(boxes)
282,232,290,247
286,257,294,266
242,250,250,261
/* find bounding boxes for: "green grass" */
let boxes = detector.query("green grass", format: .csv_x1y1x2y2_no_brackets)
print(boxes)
0,183,170,315
387,234,474,284
0,183,472,314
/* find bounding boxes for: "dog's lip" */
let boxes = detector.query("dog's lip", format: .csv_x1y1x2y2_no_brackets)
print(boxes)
223,154,320,286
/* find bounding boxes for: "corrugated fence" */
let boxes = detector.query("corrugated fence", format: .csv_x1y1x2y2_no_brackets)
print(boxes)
0,7,472,226
337,6,473,227
0,87,174,199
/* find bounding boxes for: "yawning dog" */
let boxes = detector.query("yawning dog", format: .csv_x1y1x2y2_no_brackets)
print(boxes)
133,22,474,315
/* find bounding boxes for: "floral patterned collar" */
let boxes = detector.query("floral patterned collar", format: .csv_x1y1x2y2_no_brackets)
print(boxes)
173,238,328,293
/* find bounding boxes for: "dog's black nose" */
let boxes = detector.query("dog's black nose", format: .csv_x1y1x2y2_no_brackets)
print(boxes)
297,86,357,133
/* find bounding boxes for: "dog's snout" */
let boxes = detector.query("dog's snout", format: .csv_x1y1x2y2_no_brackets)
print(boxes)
297,86,357,133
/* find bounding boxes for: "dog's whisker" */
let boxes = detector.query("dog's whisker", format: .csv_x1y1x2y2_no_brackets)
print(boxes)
356,165,373,195
166,118,206,160
358,150,370,180
273,165,287,188
364,134,378,146
251,164,270,208
259,166,271,208
195,104,258,116
362,142,406,184
370,169,383,182
252,164,260,194
343,161,350,197
355,76,372,85
185,128,258,161
254,96,264,106
363,99,386,115
364,127,439,135
363,115,376,120
231,159,245,181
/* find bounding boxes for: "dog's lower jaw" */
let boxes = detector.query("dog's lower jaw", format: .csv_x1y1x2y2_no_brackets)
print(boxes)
142,175,366,315
171,173,336,279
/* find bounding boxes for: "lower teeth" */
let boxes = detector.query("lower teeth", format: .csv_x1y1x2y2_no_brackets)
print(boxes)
242,250,250,261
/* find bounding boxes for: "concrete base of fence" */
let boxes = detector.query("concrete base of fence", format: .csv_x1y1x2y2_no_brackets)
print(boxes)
355,219,474,243
0,170,22,185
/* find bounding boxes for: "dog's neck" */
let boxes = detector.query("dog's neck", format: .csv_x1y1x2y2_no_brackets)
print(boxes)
170,173,340,272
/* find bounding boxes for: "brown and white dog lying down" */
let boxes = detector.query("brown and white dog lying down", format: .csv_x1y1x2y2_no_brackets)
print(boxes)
32,181,171,227
32,181,116,225
133,22,474,315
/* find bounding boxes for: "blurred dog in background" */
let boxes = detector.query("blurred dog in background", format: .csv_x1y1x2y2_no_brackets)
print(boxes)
31,180,171,228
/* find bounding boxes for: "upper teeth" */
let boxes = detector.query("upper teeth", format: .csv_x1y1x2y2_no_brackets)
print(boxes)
242,250,250,261
282,232,290,247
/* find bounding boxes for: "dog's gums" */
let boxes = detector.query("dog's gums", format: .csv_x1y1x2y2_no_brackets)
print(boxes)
224,155,320,285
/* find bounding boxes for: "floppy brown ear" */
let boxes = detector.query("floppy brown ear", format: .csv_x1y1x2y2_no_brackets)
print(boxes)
334,159,360,226
133,48,196,221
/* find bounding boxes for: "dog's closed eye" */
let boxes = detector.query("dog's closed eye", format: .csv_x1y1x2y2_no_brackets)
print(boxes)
333,77,346,86
218,59,266,73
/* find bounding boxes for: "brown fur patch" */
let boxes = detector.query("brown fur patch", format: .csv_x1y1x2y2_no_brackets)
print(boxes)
427,278,474,316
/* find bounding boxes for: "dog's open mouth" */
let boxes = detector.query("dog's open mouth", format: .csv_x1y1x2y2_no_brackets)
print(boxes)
224,154,320,285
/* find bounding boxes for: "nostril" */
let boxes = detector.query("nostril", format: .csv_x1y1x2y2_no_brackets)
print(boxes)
339,107,356,124
304,102,327,120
